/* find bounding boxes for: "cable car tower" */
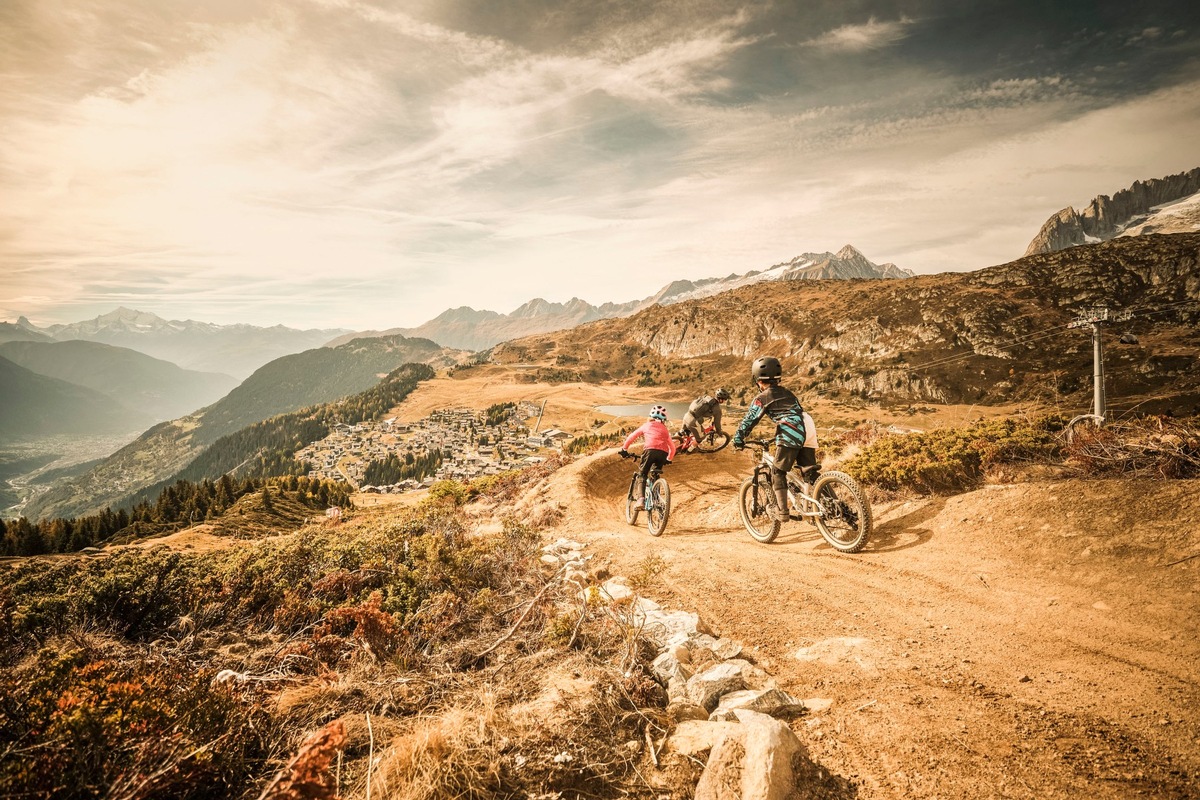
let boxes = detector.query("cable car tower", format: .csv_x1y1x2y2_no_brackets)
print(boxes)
1067,305,1133,425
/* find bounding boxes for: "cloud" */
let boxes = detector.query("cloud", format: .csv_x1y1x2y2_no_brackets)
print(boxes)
803,16,916,53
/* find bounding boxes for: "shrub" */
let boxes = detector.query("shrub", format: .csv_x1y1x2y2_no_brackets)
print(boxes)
840,415,1066,494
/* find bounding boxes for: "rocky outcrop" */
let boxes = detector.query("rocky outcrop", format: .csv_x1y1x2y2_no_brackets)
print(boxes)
1024,168,1200,256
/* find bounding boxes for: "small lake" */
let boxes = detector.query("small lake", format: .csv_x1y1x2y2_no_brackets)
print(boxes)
595,402,692,420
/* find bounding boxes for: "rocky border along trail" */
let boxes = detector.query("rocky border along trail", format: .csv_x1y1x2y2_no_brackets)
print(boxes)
530,448,1200,799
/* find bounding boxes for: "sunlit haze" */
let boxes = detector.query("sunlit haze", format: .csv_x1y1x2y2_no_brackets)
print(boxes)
3,0,1199,330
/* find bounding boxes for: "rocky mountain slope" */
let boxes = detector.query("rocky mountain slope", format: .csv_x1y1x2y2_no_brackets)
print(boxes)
0,340,238,422
492,233,1200,414
0,356,151,443
332,245,909,351
22,337,460,521
14,307,349,379
1024,167,1200,255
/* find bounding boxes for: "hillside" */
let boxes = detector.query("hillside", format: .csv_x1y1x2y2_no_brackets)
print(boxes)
20,307,349,379
491,233,1200,416
0,340,238,421
193,334,458,446
0,356,150,443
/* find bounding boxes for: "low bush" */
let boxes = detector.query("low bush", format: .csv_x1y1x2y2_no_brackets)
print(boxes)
839,415,1067,494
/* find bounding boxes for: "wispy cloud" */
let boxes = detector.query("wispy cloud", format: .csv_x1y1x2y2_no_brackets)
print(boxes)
803,16,916,53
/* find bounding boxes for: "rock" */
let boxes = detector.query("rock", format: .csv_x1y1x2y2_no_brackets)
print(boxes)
694,710,806,800
802,698,834,714
710,688,806,721
687,661,750,712
651,650,693,685
668,701,711,723
664,720,740,758
637,607,711,648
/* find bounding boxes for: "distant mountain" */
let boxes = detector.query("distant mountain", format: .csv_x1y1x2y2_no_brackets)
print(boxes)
0,340,238,422
646,245,913,306
17,307,350,379
23,336,462,521
0,355,150,443
326,297,643,352
1025,168,1200,256
0,320,52,344
331,244,910,351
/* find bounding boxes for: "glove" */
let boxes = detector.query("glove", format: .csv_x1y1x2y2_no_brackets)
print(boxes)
618,449,629,458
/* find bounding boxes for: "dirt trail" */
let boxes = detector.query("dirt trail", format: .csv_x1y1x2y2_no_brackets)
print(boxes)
545,448,1200,799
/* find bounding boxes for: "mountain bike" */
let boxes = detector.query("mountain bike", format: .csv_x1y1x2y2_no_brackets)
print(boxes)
674,425,730,453
619,451,671,536
737,439,872,552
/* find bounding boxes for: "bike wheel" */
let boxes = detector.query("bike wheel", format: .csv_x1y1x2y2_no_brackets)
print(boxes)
625,475,641,525
646,478,670,536
696,430,730,453
738,477,780,543
813,471,872,553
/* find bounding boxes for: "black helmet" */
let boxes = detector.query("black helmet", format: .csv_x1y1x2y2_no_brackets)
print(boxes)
751,356,782,383
714,387,731,401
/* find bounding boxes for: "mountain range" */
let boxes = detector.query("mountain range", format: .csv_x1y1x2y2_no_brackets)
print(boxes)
1025,167,1200,255
327,245,911,352
9,308,349,379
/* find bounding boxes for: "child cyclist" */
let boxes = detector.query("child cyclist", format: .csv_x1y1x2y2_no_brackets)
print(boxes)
618,405,677,499
732,357,811,522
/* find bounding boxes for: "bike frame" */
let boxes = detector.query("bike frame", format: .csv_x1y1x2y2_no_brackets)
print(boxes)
754,444,826,520
626,460,664,510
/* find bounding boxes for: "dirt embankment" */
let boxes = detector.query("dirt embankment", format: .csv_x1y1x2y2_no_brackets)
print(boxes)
542,448,1199,799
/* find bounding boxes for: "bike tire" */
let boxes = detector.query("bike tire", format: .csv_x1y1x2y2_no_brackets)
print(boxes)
696,431,730,453
647,478,670,536
813,470,872,553
738,477,780,543
625,474,641,525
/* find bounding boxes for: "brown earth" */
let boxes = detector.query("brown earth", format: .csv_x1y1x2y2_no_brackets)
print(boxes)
394,370,1199,798
536,447,1200,799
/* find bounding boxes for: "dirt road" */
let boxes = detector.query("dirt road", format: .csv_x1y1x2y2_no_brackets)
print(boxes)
544,448,1200,799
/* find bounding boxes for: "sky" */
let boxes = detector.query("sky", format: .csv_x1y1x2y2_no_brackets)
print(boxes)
2,0,1199,331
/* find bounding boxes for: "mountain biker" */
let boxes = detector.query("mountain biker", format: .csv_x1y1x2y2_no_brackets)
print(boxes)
680,388,730,452
619,405,677,499
732,357,809,522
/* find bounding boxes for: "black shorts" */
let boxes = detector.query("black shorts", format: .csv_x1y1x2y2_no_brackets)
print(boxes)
773,445,818,479
640,448,670,479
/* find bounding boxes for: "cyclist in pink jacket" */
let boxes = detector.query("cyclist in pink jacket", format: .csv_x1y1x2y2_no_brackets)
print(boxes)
619,405,677,499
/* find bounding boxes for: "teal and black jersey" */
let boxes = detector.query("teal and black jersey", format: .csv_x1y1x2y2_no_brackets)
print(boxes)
734,385,806,448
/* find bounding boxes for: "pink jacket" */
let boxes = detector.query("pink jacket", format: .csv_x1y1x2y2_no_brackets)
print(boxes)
623,420,677,460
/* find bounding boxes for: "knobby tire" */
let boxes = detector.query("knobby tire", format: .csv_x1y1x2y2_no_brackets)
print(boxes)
696,431,730,453
813,470,872,553
647,477,670,536
625,474,641,525
739,476,780,543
